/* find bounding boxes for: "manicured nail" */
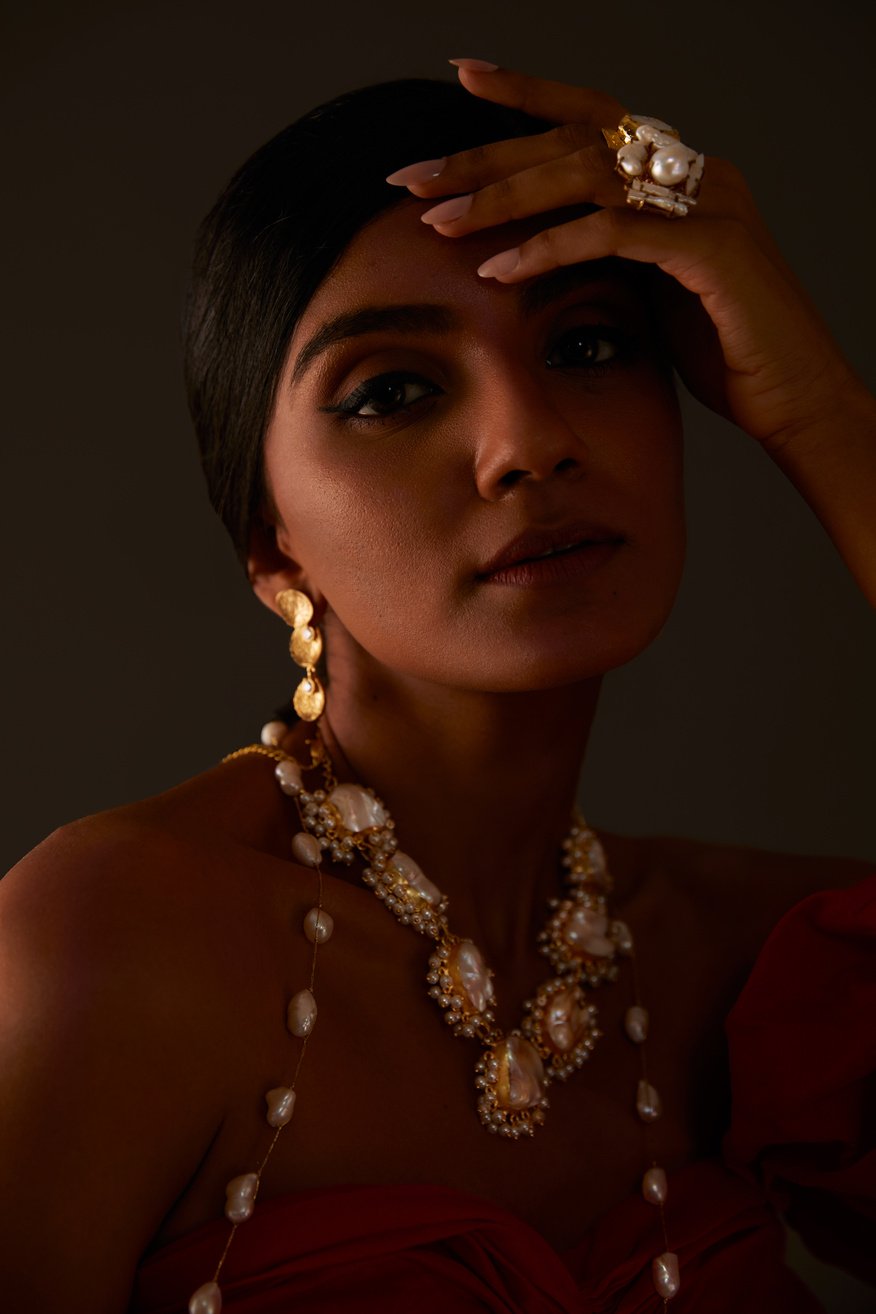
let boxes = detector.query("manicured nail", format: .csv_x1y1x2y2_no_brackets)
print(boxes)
385,157,447,186
449,58,499,71
420,193,473,225
477,249,521,278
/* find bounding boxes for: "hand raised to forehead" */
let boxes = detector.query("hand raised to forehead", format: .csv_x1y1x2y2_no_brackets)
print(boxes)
387,59,858,454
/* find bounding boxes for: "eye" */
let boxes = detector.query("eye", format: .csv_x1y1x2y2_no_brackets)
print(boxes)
320,371,442,425
546,325,627,371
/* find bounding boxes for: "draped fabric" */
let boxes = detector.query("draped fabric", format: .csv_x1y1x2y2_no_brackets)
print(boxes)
132,871,876,1313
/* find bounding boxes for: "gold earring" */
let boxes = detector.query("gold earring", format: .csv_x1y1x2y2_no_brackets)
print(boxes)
275,589,325,722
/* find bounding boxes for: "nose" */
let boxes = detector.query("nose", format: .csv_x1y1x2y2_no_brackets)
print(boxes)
471,370,588,502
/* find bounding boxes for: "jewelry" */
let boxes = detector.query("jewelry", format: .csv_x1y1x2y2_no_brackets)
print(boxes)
602,114,704,218
301,730,626,1136
276,588,325,721
187,722,681,1311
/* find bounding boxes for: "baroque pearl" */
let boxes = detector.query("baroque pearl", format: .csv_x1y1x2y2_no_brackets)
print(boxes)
275,759,302,796
225,1172,258,1222
584,834,608,883
652,1251,681,1299
636,1079,662,1122
617,141,647,175
260,720,286,747
303,906,334,944
449,939,494,1013
563,906,614,957
287,988,317,1038
328,783,388,832
292,832,321,867
624,1004,649,1043
642,1166,668,1204
265,1086,297,1128
189,1281,222,1314
649,146,693,186
391,851,442,905
544,985,594,1053
495,1035,546,1110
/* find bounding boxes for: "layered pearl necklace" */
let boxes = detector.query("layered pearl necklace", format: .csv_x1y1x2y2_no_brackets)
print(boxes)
187,721,680,1312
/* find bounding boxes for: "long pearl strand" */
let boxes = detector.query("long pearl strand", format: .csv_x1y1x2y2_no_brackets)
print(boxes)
187,735,330,1314
186,722,679,1311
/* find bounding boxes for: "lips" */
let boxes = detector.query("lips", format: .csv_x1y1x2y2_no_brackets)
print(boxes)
476,522,626,580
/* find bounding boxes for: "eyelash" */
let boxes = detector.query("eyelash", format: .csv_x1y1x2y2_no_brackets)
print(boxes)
319,326,633,429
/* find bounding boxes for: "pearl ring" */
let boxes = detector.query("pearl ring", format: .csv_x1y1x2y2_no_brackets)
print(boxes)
602,114,704,218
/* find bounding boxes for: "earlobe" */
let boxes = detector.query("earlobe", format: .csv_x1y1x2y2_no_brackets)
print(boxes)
246,519,308,619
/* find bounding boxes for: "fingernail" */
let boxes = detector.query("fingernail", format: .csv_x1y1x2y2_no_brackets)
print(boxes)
420,193,473,225
449,58,499,71
385,157,447,186
477,249,520,278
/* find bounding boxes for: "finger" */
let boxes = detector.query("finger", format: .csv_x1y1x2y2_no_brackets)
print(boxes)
451,61,626,131
475,209,796,373
422,150,778,258
419,141,625,230
389,120,603,197
477,207,736,289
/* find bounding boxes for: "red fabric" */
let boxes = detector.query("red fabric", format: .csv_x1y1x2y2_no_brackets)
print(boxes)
132,871,876,1313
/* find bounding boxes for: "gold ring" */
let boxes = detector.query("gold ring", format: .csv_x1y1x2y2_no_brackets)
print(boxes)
602,114,704,218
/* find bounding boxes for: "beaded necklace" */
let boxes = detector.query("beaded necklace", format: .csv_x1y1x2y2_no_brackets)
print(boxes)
186,721,680,1312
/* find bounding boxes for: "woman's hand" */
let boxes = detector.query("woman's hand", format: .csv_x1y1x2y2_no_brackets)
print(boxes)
388,62,867,456
387,60,876,604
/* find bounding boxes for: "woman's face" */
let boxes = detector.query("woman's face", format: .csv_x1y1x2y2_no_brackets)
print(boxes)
261,198,685,693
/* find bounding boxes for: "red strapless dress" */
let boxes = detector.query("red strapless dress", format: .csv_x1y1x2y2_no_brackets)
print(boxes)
131,872,876,1313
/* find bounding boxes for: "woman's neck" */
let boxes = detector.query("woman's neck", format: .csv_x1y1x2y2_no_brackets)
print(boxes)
317,664,602,969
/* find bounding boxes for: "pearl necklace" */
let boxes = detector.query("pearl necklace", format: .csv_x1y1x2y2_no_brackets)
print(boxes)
186,721,680,1312
296,727,636,1137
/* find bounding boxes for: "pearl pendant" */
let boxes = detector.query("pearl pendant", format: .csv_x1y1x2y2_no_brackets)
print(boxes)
636,1078,662,1122
265,1086,297,1127
391,850,443,905
328,782,388,832
292,832,322,867
496,1035,547,1110
287,988,317,1037
449,939,494,1014
624,1004,649,1043
642,1166,668,1204
563,905,614,957
652,1250,680,1299
189,1281,222,1313
224,1172,258,1222
303,906,333,943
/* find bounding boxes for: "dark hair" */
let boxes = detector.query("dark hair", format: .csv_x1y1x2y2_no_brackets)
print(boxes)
183,77,559,564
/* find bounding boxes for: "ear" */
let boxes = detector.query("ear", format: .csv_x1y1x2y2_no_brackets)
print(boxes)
246,517,324,621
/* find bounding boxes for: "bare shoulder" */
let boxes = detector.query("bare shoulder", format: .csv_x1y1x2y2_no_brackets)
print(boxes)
644,830,874,963
0,758,292,1310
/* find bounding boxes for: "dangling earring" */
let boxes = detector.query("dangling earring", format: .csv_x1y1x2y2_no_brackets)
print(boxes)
275,589,325,722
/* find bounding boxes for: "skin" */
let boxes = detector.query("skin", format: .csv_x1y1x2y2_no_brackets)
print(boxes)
1,63,874,1312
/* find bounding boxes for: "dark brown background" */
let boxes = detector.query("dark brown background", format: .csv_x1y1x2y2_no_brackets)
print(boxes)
3,0,873,865
2,1,874,1306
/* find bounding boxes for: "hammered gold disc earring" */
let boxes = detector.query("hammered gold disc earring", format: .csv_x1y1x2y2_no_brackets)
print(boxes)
275,588,325,721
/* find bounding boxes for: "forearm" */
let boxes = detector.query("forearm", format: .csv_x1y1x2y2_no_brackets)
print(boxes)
764,380,876,607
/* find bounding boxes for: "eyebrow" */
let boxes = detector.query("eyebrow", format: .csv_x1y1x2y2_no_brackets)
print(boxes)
289,257,639,387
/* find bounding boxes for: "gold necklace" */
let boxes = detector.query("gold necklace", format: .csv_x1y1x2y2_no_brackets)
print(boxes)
196,725,679,1314
283,728,638,1138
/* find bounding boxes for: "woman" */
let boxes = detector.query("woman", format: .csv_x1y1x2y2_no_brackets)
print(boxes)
1,62,874,1314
